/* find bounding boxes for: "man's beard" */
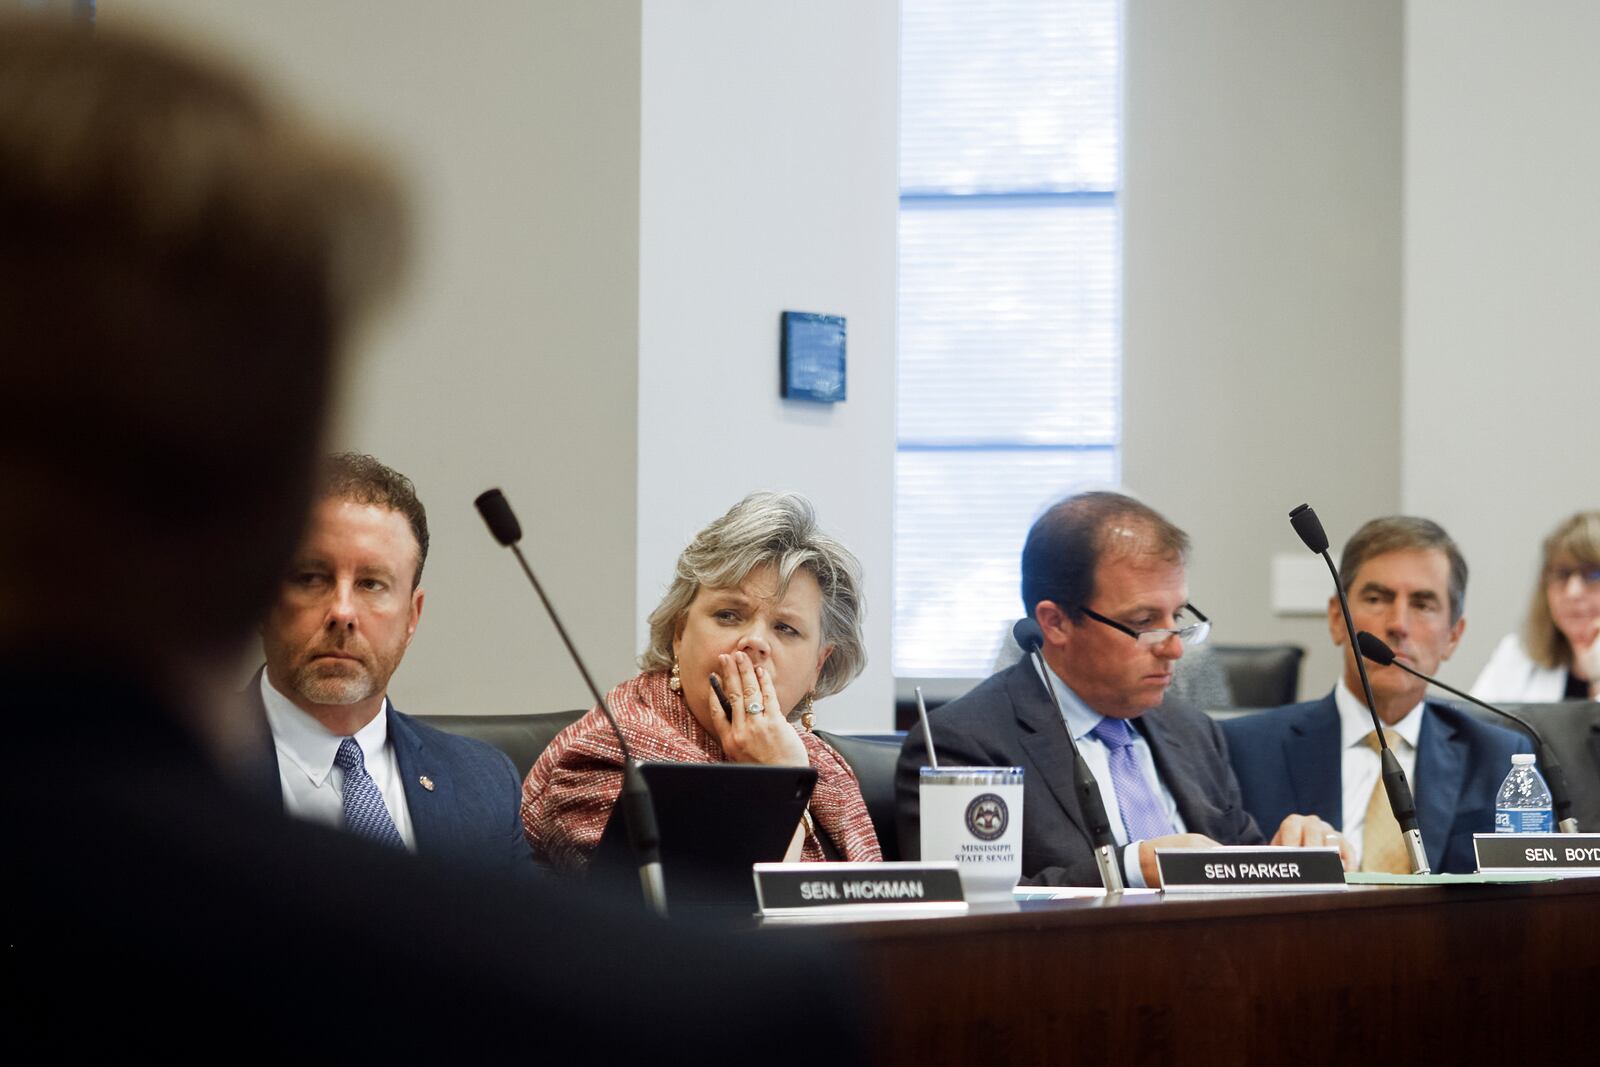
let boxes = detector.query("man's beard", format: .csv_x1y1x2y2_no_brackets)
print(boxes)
292,660,377,706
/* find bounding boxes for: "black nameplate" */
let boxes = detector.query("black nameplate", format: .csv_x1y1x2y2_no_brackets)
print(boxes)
1156,847,1346,893
1474,834,1600,873
754,862,966,914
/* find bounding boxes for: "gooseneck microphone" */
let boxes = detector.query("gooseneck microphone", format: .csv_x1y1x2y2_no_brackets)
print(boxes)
1356,631,1580,833
1289,504,1430,874
475,489,668,916
1013,618,1125,893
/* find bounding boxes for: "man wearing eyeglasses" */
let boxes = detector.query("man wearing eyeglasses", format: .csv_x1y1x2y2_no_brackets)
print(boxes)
1223,517,1529,874
896,491,1346,887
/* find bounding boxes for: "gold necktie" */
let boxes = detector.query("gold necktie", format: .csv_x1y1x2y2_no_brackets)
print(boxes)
1360,729,1409,873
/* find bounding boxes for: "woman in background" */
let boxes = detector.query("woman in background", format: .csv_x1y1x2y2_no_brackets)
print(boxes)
1474,511,1600,702
523,491,881,870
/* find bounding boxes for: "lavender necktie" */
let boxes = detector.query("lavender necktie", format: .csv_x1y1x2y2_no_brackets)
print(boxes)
1089,717,1175,842
334,737,405,849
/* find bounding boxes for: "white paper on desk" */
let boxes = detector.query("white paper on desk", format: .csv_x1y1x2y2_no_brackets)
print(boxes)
1012,886,1159,900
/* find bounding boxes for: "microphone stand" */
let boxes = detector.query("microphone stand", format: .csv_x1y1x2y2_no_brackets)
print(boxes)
1356,632,1580,834
476,490,668,916
1027,651,1125,892
1014,620,1124,892
1290,504,1430,874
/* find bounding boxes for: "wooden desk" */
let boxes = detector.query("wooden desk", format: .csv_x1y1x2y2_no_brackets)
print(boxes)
767,879,1599,1063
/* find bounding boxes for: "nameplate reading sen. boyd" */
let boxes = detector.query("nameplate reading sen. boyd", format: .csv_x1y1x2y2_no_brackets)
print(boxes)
1156,846,1346,893
1473,834,1600,875
753,862,966,916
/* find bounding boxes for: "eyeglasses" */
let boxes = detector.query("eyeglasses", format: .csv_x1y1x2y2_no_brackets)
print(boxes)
1081,603,1211,648
1547,565,1600,588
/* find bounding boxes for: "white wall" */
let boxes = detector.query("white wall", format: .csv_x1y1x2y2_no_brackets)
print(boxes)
1123,0,1404,700
1404,0,1600,688
636,1,899,730
96,1,1591,721
114,0,648,714
114,1,899,727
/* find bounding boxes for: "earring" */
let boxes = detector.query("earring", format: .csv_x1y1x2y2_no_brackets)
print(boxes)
798,691,816,732
668,659,682,692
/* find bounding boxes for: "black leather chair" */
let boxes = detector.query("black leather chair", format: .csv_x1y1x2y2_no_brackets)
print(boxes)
815,730,906,861
1210,644,1305,708
414,709,586,780
1455,700,1600,831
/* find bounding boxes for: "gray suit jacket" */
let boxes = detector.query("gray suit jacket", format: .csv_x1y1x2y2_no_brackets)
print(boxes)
895,659,1263,886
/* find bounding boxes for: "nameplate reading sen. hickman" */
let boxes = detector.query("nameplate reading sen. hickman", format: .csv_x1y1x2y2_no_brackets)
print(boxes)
1473,834,1600,874
753,862,966,915
1155,846,1347,893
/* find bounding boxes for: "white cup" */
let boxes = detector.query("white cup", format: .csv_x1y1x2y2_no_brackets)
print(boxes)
918,766,1024,903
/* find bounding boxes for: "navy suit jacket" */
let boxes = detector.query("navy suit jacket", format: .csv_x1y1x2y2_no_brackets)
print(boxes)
895,659,1263,886
247,672,536,882
1221,692,1531,874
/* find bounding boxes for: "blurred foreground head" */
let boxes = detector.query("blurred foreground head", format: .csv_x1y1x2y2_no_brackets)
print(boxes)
0,17,406,689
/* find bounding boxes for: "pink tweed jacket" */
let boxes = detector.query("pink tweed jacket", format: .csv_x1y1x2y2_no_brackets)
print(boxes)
523,669,881,871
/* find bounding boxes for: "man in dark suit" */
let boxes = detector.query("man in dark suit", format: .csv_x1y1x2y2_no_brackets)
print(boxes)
4,18,858,1060
1223,517,1530,874
251,452,533,879
897,492,1346,887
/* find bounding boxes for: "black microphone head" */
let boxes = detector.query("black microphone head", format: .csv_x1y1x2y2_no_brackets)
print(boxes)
1289,503,1330,554
1012,617,1044,654
474,488,522,546
1356,630,1396,666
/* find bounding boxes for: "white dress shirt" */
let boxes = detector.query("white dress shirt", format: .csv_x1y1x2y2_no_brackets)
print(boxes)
1334,679,1422,868
1040,660,1186,888
259,672,417,851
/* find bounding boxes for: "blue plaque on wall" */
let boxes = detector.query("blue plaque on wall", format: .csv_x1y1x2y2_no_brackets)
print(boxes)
780,311,846,403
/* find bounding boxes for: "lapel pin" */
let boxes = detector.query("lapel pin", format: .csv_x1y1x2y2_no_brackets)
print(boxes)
419,775,435,792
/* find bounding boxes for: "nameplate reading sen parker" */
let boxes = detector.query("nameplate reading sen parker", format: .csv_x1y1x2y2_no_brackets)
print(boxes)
753,862,966,915
1473,834,1600,874
1155,846,1346,893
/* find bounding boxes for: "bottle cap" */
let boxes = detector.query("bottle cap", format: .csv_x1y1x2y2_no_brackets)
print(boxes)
1511,753,1536,766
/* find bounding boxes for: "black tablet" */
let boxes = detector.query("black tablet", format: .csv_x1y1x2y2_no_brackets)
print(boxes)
593,762,817,914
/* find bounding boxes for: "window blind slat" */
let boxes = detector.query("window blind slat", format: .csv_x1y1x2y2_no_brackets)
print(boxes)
896,0,1122,677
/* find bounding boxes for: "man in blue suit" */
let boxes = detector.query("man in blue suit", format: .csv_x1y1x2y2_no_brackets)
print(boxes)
254,452,534,879
1223,517,1530,874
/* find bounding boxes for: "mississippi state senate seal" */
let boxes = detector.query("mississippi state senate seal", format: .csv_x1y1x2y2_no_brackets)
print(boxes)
965,793,1009,841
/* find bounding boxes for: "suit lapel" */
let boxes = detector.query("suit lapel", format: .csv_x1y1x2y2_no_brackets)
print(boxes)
1135,712,1197,832
1413,704,1466,869
1010,663,1090,841
388,707,448,854
1286,697,1343,826
243,667,287,813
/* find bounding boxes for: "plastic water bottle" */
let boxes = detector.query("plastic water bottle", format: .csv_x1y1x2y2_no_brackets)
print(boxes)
1494,753,1554,834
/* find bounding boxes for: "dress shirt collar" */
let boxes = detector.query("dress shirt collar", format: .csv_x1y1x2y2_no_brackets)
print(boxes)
259,670,390,786
1334,677,1423,752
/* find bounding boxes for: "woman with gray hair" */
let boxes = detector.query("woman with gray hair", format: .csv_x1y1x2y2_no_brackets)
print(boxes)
522,492,881,871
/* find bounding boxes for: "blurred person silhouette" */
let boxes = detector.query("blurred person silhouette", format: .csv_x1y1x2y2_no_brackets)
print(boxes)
3,16,859,1061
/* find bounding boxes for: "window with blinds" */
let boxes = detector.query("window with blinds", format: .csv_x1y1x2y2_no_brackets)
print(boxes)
895,0,1123,677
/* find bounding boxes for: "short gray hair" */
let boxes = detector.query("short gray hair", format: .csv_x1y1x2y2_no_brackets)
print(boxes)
1338,516,1468,625
641,492,866,699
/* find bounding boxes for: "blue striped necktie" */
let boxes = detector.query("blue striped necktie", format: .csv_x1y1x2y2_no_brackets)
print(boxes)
1089,717,1176,842
334,737,405,849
